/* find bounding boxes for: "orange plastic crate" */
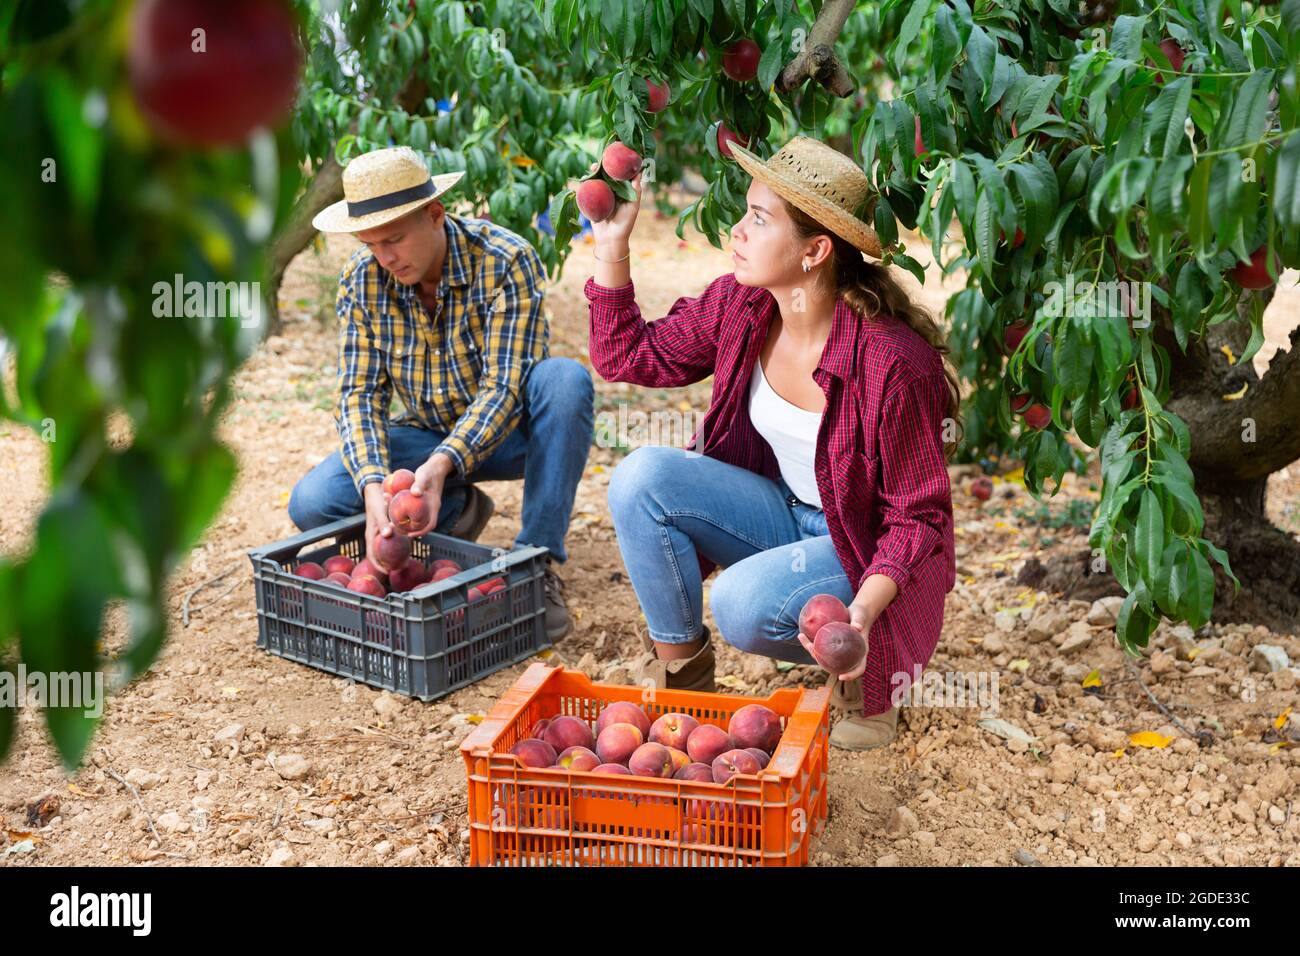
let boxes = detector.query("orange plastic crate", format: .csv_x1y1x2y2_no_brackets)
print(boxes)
460,663,830,866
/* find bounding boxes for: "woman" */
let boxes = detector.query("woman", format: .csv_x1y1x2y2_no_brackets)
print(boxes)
583,136,960,751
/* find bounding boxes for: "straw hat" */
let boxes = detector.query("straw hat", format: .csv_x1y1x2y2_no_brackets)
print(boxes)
312,146,465,233
726,136,882,259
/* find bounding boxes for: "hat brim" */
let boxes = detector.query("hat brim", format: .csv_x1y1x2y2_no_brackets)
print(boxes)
727,142,883,259
311,171,466,233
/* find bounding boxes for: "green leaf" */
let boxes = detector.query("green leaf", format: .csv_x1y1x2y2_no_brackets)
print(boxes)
757,36,784,92
1144,76,1192,160
974,188,998,288
1116,580,1159,651
1134,487,1165,587
1274,131,1300,230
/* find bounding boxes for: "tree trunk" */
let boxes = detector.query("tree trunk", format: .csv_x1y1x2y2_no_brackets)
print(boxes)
264,152,343,335
263,72,433,335
1023,287,1300,632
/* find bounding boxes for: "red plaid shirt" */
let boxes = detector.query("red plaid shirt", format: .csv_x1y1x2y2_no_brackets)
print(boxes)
586,273,957,712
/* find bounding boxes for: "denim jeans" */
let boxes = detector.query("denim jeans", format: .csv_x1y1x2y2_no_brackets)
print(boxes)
288,356,595,563
606,445,857,662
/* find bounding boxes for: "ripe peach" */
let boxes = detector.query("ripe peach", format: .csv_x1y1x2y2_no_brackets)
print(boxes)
467,586,485,601
528,718,551,740
813,621,866,674
431,566,459,582
716,121,748,159
712,748,761,784
371,530,411,571
665,747,690,773
743,747,770,769
970,477,993,502
1122,387,1140,410
1010,393,1032,413
323,555,355,576
127,0,301,147
1023,404,1052,430
592,763,632,775
1228,245,1280,290
295,562,326,580
727,704,782,753
542,715,595,753
478,576,506,594
555,746,600,771
382,469,416,496
649,712,699,751
1158,37,1184,74
595,723,643,765
601,141,642,181
347,574,386,597
325,572,352,587
1003,321,1030,353
576,179,615,222
388,490,432,534
388,559,428,593
645,77,670,112
628,742,675,778
798,593,850,641
914,115,928,161
431,559,461,573
674,762,714,782
353,558,386,583
685,723,733,766
721,38,760,82
595,701,651,737
510,738,557,768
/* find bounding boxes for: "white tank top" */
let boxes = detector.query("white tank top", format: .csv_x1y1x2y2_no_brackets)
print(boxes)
747,360,823,509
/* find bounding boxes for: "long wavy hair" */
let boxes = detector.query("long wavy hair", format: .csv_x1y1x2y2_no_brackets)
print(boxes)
783,199,964,459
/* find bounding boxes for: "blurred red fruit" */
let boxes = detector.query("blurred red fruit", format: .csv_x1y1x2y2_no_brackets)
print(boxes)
721,39,761,81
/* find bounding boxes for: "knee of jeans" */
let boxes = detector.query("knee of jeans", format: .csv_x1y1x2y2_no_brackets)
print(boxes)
287,478,323,531
535,357,593,409
709,566,769,653
607,445,677,523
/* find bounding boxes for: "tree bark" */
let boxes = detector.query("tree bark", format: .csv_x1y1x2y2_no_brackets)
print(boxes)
776,0,857,97
263,72,433,335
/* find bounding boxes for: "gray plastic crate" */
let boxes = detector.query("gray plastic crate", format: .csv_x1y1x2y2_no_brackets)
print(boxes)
247,514,550,700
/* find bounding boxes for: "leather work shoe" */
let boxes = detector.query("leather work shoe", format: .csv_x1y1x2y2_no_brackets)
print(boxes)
541,560,572,641
444,484,495,542
632,626,716,693
827,674,900,750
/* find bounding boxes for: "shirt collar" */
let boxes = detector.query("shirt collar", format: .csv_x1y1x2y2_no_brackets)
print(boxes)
743,283,861,379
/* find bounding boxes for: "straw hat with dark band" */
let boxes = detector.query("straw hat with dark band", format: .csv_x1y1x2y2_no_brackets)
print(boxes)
726,136,883,259
312,146,465,233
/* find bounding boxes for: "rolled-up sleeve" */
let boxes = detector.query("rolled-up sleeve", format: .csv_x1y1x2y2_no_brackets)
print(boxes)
334,275,391,493
435,248,547,475
584,274,733,387
862,371,953,592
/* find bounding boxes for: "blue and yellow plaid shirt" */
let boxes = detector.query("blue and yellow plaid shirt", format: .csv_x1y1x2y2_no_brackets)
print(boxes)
333,213,549,491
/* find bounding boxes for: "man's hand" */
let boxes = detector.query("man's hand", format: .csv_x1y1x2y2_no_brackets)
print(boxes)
362,481,399,569
406,451,457,536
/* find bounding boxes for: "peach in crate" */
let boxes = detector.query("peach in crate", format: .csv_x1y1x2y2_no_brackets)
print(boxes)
460,664,830,866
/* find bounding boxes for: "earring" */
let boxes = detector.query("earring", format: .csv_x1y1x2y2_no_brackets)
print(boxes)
802,260,811,273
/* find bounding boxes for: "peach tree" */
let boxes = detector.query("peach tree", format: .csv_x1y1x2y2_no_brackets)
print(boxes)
858,0,1300,647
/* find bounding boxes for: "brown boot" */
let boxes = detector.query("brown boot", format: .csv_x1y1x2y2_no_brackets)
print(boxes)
632,626,716,693
827,673,900,751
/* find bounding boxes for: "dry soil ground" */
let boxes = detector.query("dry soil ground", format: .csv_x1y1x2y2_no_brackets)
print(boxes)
2,194,1299,867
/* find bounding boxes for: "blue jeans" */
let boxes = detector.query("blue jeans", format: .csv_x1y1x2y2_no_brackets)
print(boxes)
288,356,595,563
606,445,856,661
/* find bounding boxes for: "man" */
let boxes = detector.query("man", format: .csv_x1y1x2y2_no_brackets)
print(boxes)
289,146,594,639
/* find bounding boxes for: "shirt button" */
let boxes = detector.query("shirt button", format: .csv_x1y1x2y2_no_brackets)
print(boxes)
394,347,403,357
787,494,799,507
433,349,440,356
